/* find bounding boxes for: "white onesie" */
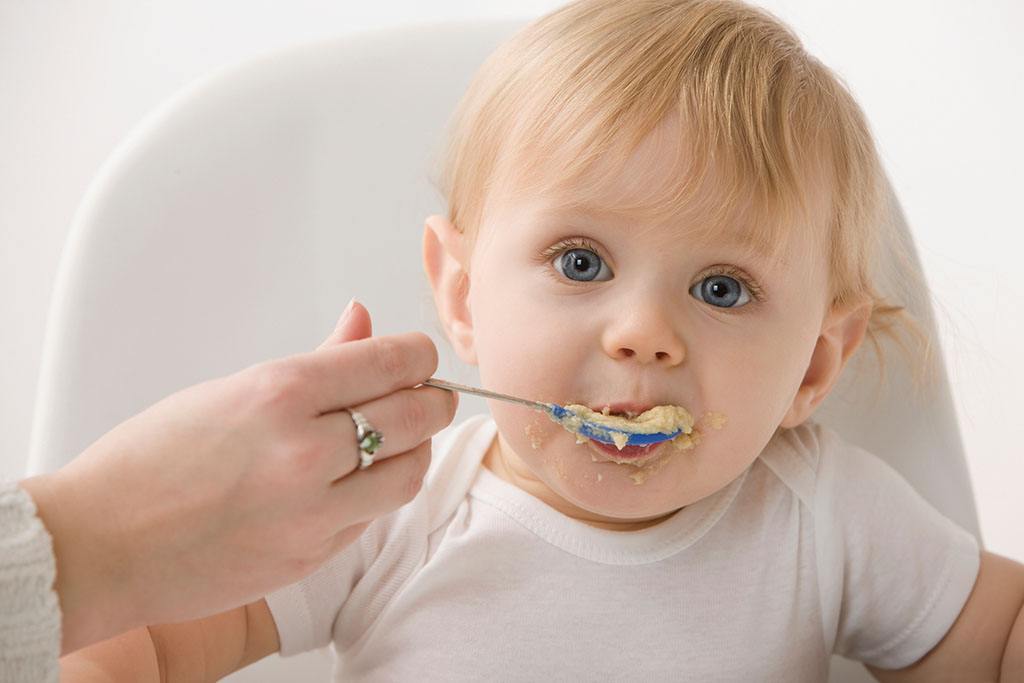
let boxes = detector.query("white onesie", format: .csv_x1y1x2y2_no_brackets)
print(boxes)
266,414,980,682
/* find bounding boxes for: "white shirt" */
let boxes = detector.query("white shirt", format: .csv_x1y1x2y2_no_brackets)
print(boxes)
266,415,980,682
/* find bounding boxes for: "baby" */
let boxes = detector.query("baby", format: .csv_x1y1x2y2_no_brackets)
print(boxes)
64,0,1024,680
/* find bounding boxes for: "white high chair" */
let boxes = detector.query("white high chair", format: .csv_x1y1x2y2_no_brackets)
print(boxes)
27,19,981,683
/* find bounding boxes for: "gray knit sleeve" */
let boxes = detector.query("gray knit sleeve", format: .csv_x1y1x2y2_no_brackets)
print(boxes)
0,480,60,683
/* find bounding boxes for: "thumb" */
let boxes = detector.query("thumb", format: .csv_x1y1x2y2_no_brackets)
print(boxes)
318,299,373,349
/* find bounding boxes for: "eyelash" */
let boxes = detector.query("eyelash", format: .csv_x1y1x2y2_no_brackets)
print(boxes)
699,264,766,304
538,236,604,264
538,236,766,303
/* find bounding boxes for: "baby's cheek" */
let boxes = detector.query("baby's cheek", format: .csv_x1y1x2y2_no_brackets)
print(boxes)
522,419,548,451
490,401,546,450
487,401,567,470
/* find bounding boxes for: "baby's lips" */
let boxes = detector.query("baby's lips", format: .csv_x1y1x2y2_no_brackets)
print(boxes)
590,401,658,418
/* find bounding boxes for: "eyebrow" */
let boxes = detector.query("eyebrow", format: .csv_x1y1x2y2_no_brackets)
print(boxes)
542,206,780,261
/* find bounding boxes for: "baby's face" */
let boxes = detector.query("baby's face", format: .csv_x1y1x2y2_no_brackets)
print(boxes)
428,121,845,529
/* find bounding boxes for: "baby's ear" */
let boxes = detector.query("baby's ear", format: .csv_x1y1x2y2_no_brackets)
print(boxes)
422,215,477,365
780,299,872,429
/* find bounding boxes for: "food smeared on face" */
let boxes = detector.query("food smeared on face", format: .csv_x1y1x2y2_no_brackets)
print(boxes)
554,404,695,450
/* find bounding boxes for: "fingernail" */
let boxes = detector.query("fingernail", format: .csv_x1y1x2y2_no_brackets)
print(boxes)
338,298,356,325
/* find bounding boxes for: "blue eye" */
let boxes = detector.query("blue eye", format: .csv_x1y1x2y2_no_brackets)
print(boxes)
554,248,612,282
689,274,751,308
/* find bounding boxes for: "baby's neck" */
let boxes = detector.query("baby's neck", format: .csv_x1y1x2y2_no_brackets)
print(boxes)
481,435,678,532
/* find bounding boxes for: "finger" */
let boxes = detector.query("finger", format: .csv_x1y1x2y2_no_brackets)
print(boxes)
317,384,457,480
323,440,432,531
317,299,373,350
295,332,440,412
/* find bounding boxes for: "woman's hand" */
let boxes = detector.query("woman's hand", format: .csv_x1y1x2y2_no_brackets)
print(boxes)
19,300,457,655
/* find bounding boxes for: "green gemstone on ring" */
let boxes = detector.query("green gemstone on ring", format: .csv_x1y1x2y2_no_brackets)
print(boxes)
359,432,382,454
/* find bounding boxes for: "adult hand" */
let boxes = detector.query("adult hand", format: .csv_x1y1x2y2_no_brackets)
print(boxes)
19,300,457,655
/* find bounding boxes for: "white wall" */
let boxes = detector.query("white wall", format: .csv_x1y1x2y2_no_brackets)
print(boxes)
2,0,1022,578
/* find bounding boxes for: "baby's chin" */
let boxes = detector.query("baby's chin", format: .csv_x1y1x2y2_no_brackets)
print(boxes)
504,418,712,521
544,453,699,521
487,399,747,519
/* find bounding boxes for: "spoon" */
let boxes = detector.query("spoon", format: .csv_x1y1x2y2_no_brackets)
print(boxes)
422,378,682,447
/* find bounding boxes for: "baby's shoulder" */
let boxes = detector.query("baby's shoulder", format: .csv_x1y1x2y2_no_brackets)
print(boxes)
757,420,885,511
422,413,494,531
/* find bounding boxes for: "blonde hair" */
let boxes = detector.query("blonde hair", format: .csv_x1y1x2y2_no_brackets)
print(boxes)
430,0,935,397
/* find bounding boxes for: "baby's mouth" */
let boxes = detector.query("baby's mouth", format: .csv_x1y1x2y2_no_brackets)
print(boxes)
577,402,694,466
586,438,666,464
548,400,694,455
578,402,695,436
594,402,652,420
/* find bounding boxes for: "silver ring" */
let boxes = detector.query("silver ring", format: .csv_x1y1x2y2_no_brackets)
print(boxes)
347,410,384,469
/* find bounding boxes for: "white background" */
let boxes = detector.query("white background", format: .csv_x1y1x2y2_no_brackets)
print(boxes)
1,0,1021,577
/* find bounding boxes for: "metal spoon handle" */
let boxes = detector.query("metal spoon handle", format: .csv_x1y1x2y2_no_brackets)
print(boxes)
422,378,550,412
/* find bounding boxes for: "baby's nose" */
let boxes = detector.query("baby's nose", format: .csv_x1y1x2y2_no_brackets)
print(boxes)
601,308,685,366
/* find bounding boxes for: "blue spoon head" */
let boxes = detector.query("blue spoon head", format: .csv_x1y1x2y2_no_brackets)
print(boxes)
547,404,574,420
546,404,682,446
577,422,681,446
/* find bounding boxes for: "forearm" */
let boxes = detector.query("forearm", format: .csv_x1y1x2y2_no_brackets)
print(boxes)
1002,598,1024,680
19,473,138,655
62,605,259,683
59,626,161,682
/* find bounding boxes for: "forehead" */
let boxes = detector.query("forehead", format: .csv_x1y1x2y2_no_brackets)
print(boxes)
481,108,834,278
485,176,803,269
536,203,769,251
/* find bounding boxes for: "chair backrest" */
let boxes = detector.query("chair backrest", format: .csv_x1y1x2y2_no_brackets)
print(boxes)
27,20,980,683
